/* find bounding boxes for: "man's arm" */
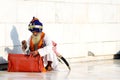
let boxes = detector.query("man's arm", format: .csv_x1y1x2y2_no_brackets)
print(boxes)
38,34,53,56
21,39,30,54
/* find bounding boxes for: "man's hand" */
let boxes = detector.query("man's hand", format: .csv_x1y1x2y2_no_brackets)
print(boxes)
30,51,39,57
21,40,27,51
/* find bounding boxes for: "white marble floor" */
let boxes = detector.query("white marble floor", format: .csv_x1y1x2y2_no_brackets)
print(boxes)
0,59,120,80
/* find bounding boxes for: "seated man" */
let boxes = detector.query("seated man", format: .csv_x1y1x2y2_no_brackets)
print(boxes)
22,17,58,71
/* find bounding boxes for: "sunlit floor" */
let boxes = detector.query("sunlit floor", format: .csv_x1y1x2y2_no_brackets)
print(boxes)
0,59,120,80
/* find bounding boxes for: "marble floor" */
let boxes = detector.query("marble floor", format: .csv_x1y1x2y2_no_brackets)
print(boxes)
0,59,120,80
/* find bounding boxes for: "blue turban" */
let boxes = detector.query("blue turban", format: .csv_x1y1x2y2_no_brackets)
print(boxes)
28,17,43,32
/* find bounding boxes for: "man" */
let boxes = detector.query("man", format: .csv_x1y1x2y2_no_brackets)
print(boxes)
22,17,58,71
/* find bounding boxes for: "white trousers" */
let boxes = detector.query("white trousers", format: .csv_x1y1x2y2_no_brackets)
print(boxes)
43,50,59,70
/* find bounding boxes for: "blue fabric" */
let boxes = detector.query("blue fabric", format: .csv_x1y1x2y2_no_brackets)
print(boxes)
32,20,43,26
28,17,43,32
29,28,42,32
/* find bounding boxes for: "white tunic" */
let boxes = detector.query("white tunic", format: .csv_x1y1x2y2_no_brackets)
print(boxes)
24,32,58,70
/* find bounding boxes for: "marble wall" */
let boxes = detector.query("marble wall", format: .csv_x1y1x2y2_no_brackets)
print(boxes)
0,0,120,63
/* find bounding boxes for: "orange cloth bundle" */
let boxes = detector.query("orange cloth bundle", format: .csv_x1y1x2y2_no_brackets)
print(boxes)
8,53,46,72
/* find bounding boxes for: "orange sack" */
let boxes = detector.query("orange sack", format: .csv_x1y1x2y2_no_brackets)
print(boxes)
8,53,46,72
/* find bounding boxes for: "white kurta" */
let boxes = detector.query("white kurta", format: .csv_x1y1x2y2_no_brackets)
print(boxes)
24,32,58,70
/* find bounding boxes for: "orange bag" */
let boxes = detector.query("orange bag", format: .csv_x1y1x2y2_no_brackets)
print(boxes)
8,53,46,72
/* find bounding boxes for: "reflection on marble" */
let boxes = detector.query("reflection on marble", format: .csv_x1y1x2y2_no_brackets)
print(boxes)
1,60,120,80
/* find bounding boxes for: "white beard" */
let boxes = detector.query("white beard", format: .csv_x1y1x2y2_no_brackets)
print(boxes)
32,33,41,45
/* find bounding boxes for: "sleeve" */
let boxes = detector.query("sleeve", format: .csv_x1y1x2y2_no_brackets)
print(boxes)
37,34,53,56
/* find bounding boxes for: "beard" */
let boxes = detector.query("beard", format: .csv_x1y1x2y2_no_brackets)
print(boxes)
32,33,41,45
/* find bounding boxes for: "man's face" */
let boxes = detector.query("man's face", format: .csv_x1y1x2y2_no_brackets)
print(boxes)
32,31,39,36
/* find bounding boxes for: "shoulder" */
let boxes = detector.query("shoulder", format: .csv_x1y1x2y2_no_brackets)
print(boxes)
41,32,45,35
42,32,52,41
41,32,45,38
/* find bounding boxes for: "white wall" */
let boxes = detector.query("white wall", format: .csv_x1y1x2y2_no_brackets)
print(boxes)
0,0,120,63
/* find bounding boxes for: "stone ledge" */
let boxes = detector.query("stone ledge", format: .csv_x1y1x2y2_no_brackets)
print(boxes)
67,54,114,63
